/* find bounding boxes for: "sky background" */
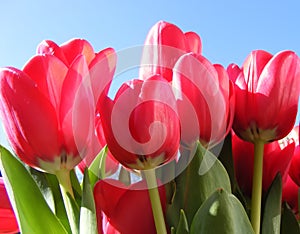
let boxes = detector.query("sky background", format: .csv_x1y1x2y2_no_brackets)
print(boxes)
0,0,299,146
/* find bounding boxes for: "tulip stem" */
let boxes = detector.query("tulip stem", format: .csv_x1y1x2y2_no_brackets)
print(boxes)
144,169,167,234
56,169,78,234
250,139,265,234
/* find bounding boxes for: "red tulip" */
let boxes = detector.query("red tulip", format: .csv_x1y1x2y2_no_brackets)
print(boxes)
0,39,116,173
94,178,166,234
227,50,300,143
232,132,295,196
139,20,202,82
282,175,299,214
0,177,19,233
172,53,234,147
98,74,180,170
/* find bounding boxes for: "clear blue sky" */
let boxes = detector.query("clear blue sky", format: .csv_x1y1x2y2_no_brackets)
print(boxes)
0,0,299,146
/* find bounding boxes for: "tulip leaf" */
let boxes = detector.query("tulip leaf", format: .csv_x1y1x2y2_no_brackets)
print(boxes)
0,146,68,234
88,146,108,188
262,174,282,234
190,189,254,234
175,209,189,234
28,167,71,233
79,169,97,234
280,202,300,234
166,142,231,228
118,166,131,186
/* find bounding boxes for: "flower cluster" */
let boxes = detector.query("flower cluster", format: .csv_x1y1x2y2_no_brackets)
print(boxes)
0,21,299,234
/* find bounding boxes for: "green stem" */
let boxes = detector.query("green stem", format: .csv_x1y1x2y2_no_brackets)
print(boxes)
144,169,167,234
56,169,78,234
250,140,265,234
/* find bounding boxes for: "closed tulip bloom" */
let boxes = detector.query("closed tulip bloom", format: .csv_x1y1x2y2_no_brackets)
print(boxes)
227,50,300,143
232,132,295,196
99,74,180,170
288,125,300,186
0,39,116,173
0,177,19,233
94,179,166,234
172,53,234,147
140,20,202,82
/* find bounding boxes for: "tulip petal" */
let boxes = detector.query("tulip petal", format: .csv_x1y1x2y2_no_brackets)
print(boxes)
185,31,202,54
23,54,68,112
0,68,61,166
60,38,95,66
36,40,69,65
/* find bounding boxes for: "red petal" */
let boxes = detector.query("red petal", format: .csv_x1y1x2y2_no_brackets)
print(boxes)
23,54,68,112
185,31,202,54
36,40,69,65
60,38,95,66
0,67,61,167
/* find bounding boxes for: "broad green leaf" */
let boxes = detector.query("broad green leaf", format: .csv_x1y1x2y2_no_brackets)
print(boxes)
88,146,108,188
262,174,282,234
79,169,97,234
28,167,71,233
0,146,68,234
280,203,300,234
190,189,254,234
176,209,189,234
166,142,231,228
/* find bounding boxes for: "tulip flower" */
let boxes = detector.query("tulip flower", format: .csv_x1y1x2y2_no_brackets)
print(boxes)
94,178,166,234
0,39,116,174
282,175,299,214
139,20,202,82
232,132,295,196
227,50,300,143
172,52,234,147
0,177,19,233
98,74,180,171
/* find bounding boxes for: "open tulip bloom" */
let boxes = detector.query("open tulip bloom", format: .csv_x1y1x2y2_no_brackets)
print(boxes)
0,21,300,234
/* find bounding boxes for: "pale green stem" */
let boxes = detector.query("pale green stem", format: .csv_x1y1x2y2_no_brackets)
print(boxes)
250,140,265,234
144,169,167,234
56,169,78,234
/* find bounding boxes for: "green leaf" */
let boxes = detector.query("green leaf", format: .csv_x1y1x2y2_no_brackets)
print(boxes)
280,203,300,234
176,209,189,234
190,189,254,234
28,167,71,232
79,169,97,234
0,146,68,234
88,146,108,188
262,174,282,234
166,142,231,228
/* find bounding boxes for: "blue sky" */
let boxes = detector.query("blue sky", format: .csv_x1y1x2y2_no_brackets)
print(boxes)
0,0,299,145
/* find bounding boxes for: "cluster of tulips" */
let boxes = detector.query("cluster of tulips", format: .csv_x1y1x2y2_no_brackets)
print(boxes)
0,20,299,234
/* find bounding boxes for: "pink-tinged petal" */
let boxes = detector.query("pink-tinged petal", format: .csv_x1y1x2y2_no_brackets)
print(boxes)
242,50,273,93
60,38,95,66
173,53,228,146
227,63,241,83
0,178,12,210
23,54,68,112
0,67,61,167
89,47,116,105
185,31,202,54
257,51,300,138
36,40,69,65
60,55,93,158
139,21,187,81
